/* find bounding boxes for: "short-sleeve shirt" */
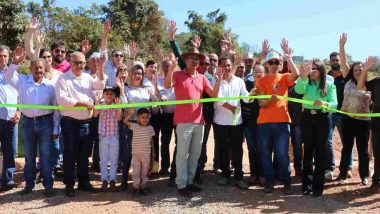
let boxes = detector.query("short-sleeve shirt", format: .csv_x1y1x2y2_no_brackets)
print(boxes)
98,105,119,137
129,123,155,155
173,70,212,125
256,73,291,124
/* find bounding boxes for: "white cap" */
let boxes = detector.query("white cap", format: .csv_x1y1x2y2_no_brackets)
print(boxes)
133,61,145,70
265,51,282,62
243,52,254,60
89,52,101,59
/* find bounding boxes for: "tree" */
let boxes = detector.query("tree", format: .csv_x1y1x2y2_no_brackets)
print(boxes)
0,0,28,49
26,0,105,54
184,9,239,54
102,0,166,59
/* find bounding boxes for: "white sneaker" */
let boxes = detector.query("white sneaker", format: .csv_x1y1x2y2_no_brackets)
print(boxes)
325,170,334,181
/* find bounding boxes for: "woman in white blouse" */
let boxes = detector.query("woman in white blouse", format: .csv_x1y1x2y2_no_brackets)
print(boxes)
212,57,254,190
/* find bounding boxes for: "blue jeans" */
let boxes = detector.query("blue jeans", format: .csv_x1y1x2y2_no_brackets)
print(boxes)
258,123,291,185
244,125,260,177
290,125,303,171
0,119,16,186
22,114,54,189
61,117,91,188
121,124,132,182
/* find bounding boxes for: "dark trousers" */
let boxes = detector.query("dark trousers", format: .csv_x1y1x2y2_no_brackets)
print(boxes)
150,112,161,162
340,115,370,179
160,113,174,171
89,117,99,166
196,120,215,175
371,120,380,183
121,125,132,181
214,124,244,180
61,117,91,188
0,119,16,185
244,125,260,177
169,127,178,181
302,111,331,194
290,124,303,171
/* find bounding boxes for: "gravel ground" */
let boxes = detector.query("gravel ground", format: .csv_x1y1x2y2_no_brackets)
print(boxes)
1,130,379,214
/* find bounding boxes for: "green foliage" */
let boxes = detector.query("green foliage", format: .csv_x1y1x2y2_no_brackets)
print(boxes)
0,0,28,49
102,0,166,59
184,9,238,54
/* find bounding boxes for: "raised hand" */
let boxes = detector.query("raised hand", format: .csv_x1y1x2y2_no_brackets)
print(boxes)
283,48,294,62
114,97,121,104
167,55,178,71
127,41,138,59
28,17,39,32
97,53,107,67
280,38,291,55
35,31,45,45
158,49,165,62
168,20,177,41
190,35,202,49
363,56,376,71
261,40,270,55
301,60,312,79
339,33,348,48
81,40,92,55
103,20,112,35
12,47,26,65
234,55,243,65
214,66,225,81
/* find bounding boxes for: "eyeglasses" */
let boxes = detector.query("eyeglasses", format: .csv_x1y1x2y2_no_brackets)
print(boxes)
118,68,128,72
54,49,66,54
114,54,124,58
200,62,210,66
267,60,280,65
71,61,86,66
42,55,52,59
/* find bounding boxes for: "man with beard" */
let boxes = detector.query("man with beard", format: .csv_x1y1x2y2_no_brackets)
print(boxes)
325,52,352,181
51,41,71,73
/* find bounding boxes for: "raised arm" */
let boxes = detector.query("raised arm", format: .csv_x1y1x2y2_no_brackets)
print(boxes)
358,56,376,90
281,38,299,82
256,40,270,65
339,33,350,78
125,41,137,69
295,62,311,94
24,17,39,59
164,54,178,88
100,20,111,52
32,31,45,60
205,67,223,97
168,20,186,70
3,47,26,88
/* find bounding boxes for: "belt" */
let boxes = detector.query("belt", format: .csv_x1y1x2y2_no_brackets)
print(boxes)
62,116,91,124
22,113,52,120
303,109,327,115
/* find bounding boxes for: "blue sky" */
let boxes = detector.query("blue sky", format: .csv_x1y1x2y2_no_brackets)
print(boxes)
23,0,380,60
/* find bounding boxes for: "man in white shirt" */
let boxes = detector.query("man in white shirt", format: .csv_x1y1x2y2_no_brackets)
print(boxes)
4,48,59,197
55,52,106,197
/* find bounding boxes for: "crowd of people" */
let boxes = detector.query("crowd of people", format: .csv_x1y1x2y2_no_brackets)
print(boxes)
0,18,379,199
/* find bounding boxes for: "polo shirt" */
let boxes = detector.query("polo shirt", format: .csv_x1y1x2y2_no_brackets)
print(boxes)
52,60,71,73
173,69,212,125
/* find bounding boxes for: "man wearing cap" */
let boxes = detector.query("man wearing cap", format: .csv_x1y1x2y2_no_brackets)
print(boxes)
255,40,299,195
164,47,223,198
55,51,106,197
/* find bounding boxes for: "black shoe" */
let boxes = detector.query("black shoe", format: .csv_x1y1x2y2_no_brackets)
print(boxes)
100,180,108,192
131,188,140,197
65,187,75,197
158,169,170,176
109,181,117,192
78,182,97,193
118,181,128,192
245,176,258,186
19,186,33,195
1,183,17,191
263,184,275,194
336,173,347,181
177,187,193,198
91,164,100,173
140,187,151,195
43,188,56,197
312,190,323,197
186,184,203,192
283,184,293,195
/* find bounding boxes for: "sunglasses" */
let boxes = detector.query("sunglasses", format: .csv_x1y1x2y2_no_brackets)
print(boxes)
114,54,124,58
200,62,210,66
267,60,280,65
118,68,128,72
311,67,320,72
42,55,52,59
71,61,86,66
54,49,66,54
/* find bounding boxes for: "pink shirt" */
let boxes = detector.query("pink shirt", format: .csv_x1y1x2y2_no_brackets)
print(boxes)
52,60,71,73
173,70,212,125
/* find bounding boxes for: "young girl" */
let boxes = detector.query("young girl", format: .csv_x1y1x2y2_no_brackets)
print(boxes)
94,86,122,192
123,108,155,197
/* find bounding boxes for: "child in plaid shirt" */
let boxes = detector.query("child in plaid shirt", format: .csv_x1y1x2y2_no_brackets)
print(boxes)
123,108,155,197
94,86,122,192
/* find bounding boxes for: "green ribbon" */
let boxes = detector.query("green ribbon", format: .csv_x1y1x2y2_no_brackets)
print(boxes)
1,95,380,118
